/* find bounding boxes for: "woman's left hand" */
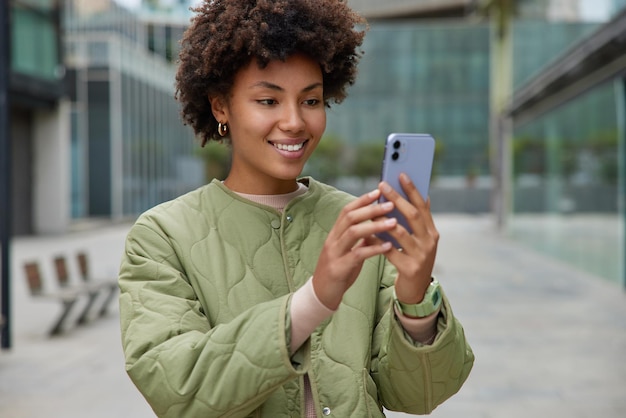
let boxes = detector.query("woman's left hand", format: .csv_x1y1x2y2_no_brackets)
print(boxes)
378,173,440,304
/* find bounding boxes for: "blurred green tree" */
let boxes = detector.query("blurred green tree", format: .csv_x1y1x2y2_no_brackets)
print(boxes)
351,141,385,178
303,135,347,183
196,141,231,182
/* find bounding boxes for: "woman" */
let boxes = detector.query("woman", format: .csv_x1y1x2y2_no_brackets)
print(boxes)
119,1,474,417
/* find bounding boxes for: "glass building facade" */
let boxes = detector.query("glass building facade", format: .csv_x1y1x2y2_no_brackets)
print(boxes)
326,19,602,178
512,20,600,89
507,8,626,286
326,21,491,178
325,18,598,204
509,82,623,284
65,0,202,220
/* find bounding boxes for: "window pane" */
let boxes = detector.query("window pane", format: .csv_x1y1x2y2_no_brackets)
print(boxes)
11,4,59,80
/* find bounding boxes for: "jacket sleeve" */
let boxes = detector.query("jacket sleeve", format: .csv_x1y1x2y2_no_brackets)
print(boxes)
370,260,474,415
118,220,307,418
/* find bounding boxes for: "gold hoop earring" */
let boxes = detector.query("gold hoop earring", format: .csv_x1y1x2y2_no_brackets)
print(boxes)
218,122,228,137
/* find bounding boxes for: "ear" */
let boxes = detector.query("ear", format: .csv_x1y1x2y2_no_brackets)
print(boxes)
209,95,228,122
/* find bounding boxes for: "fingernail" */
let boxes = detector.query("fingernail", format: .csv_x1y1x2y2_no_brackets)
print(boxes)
381,201,393,210
368,189,381,198
384,217,397,226
380,182,392,193
381,242,392,250
400,173,411,184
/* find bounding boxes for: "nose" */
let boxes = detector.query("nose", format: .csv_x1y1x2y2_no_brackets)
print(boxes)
278,102,306,133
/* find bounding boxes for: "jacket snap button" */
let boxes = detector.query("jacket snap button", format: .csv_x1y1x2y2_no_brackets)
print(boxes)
286,215,293,222
322,407,331,416
270,219,281,229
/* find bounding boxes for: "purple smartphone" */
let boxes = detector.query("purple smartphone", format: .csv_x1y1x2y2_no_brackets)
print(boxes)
377,133,435,248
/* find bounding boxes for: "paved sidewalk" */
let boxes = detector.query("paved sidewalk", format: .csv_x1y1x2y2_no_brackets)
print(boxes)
1,215,625,418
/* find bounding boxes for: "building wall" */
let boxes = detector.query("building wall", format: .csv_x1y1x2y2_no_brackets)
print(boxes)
10,103,71,236
33,101,71,234
10,108,34,236
9,0,65,236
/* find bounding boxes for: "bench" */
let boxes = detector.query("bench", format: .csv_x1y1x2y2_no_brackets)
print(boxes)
53,255,101,325
23,261,84,336
75,252,118,317
23,253,118,336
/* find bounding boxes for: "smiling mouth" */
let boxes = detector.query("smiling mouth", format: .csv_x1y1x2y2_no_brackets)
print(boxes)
271,141,308,152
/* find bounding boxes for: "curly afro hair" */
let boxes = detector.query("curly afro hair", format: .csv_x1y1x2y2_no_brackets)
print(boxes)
175,0,367,146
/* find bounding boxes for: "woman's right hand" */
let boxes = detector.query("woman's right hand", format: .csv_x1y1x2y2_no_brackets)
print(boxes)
311,189,396,310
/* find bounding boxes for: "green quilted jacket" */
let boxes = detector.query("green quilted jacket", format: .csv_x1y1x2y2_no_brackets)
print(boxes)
119,177,474,417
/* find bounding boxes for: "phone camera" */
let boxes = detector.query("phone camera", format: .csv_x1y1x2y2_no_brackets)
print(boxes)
393,140,401,149
392,151,399,161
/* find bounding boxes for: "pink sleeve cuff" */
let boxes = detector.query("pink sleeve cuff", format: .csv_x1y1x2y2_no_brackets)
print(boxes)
289,276,335,353
394,305,440,344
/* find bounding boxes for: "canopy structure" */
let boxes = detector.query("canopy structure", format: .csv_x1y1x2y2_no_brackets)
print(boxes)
509,8,626,125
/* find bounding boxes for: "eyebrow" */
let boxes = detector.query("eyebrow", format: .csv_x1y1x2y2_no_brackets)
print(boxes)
251,81,323,92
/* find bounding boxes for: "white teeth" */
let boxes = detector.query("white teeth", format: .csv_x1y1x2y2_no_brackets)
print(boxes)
274,142,304,152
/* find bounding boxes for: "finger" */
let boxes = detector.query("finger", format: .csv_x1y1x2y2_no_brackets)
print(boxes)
379,181,429,239
398,173,427,209
335,216,398,254
399,173,438,235
333,193,395,239
381,220,416,252
378,181,409,217
326,189,381,241
346,188,383,211
349,240,393,262
364,233,406,257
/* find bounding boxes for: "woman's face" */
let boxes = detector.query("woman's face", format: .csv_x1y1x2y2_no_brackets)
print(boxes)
210,53,326,195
